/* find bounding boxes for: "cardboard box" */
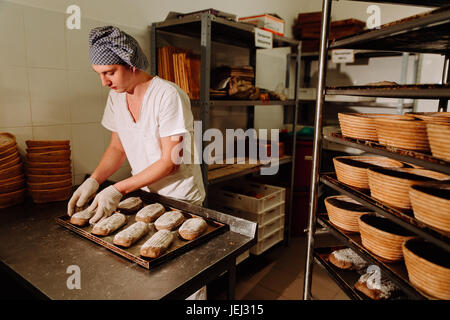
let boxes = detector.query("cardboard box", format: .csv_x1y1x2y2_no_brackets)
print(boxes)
239,13,285,36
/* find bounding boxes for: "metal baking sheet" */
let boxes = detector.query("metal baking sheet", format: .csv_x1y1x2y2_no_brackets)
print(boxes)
56,198,229,269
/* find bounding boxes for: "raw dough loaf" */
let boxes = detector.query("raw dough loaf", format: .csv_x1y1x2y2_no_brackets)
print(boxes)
117,197,143,213
178,218,207,240
154,211,184,231
113,221,149,247
135,203,166,223
91,213,127,236
328,248,368,271
354,267,398,300
140,229,174,258
70,207,95,226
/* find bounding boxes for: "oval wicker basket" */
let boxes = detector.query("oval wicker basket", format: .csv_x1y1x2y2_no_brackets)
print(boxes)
26,145,70,153
0,150,19,166
25,140,70,148
27,178,72,191
0,163,23,180
26,166,71,175
358,214,415,262
0,133,16,154
324,195,373,232
27,150,71,162
0,144,18,159
26,160,71,169
410,182,450,232
0,154,21,170
333,156,404,190
374,117,430,152
406,112,450,123
0,176,26,194
426,122,450,162
403,238,450,300
29,185,72,204
0,188,26,209
367,167,449,211
27,173,72,183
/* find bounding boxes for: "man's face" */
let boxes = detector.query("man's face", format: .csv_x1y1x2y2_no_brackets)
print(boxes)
92,64,132,93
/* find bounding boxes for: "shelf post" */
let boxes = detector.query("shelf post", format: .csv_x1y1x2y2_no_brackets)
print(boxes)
303,0,332,301
438,54,449,112
150,23,157,76
201,13,212,206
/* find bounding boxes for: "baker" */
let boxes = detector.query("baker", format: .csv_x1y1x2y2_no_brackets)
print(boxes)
67,26,205,240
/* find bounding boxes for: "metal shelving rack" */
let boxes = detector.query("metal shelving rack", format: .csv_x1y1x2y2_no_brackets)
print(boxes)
150,12,302,244
303,0,450,300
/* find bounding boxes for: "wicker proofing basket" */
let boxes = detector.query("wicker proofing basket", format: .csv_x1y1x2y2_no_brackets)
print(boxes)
26,145,70,153
0,144,18,159
25,140,70,148
374,117,430,152
406,112,450,123
27,173,72,183
29,185,72,204
0,153,21,170
358,214,415,262
26,150,71,162
367,167,450,211
26,166,72,175
426,122,450,162
0,188,26,209
0,133,16,153
0,163,23,180
0,176,26,194
403,238,450,300
410,182,450,232
333,156,404,189
26,160,71,169
324,195,373,232
27,178,72,191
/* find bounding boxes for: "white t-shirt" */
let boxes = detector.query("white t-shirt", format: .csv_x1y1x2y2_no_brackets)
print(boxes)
101,76,205,204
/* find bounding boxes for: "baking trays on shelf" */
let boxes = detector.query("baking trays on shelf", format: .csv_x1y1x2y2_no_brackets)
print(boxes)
326,84,450,99
317,215,427,299
325,132,450,175
320,174,450,252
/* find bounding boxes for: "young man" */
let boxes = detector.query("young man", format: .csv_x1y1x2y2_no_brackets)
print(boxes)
67,26,205,225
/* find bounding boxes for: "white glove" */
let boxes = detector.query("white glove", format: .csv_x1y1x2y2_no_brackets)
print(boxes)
87,185,123,225
67,177,99,216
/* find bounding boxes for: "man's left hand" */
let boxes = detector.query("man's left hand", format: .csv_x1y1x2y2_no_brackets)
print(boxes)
88,185,123,225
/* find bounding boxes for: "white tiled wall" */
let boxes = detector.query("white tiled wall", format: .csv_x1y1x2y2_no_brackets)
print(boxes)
0,0,135,185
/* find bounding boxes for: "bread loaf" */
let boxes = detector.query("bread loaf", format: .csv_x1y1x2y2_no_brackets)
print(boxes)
354,268,398,300
140,229,174,258
91,213,127,236
69,207,95,226
328,248,368,271
178,218,207,240
113,221,149,247
135,203,165,223
117,197,143,213
154,211,184,231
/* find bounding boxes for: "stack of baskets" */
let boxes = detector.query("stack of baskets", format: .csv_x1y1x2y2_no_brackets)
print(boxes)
25,140,72,204
0,133,26,209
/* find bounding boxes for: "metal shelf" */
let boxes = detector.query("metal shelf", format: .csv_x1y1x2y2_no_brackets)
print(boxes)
326,84,450,99
154,13,299,48
320,174,450,251
317,215,427,299
347,0,449,7
190,100,296,107
325,132,450,175
314,247,367,300
331,6,450,54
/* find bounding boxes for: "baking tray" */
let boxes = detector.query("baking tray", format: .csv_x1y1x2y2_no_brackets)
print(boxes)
56,197,229,269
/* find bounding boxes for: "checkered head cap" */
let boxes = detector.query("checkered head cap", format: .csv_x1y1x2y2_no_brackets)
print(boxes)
89,26,148,71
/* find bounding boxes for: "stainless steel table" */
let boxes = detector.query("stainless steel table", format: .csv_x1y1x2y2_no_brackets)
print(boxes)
0,193,256,300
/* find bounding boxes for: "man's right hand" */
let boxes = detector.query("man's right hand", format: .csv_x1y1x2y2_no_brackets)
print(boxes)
67,177,100,216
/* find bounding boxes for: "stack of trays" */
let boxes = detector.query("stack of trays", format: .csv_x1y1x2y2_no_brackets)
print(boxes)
25,140,72,203
426,122,450,162
324,195,373,232
333,156,404,190
338,113,411,142
374,117,430,152
358,214,415,262
402,238,450,300
409,182,450,232
0,133,26,209
367,167,449,211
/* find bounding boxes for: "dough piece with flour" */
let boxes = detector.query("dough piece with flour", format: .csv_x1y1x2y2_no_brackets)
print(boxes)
91,213,127,236
178,218,207,240
117,197,143,214
140,229,174,258
113,221,149,247
70,207,95,226
329,248,369,271
354,267,399,300
135,203,166,223
154,211,184,231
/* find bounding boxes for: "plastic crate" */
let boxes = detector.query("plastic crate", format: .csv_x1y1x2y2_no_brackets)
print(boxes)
209,182,285,213
257,214,285,241
250,227,284,255
210,201,285,226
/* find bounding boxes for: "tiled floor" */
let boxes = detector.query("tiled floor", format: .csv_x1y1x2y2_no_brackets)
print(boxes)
209,233,350,300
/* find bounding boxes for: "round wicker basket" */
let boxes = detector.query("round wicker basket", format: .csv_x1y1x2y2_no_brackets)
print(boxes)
402,238,450,300
410,182,450,232
426,122,450,162
333,156,404,190
406,112,450,123
324,195,373,232
29,185,72,204
0,163,23,180
367,167,449,211
26,166,72,175
26,145,70,153
27,178,72,191
0,133,16,154
26,160,71,169
25,140,70,148
27,173,72,183
0,176,26,194
0,188,26,209
27,150,71,162
358,214,415,262
0,153,21,170
374,118,430,152
0,144,18,159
